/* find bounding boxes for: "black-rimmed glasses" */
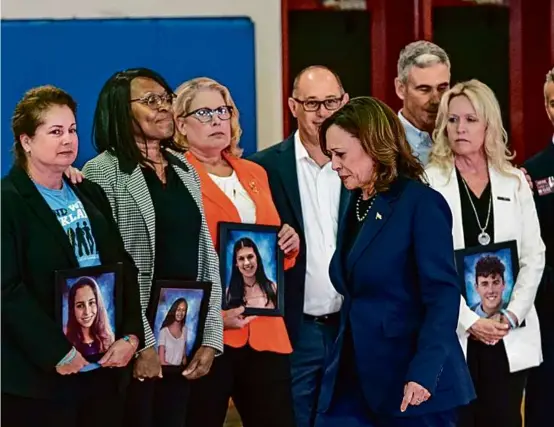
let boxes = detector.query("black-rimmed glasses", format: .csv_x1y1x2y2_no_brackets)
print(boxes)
183,105,234,123
130,93,176,110
292,95,344,112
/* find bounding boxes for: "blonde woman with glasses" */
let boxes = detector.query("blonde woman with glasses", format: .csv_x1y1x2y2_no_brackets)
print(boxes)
425,79,545,427
173,77,300,427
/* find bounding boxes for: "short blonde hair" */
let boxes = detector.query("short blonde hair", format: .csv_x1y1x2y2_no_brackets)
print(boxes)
173,77,243,157
430,79,515,175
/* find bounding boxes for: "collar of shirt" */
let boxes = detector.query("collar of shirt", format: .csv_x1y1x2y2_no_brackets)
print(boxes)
294,130,311,162
551,134,554,145
294,130,328,168
398,110,433,150
474,304,489,319
294,130,336,174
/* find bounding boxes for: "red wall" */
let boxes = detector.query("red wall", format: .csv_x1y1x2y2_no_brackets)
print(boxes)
283,0,554,161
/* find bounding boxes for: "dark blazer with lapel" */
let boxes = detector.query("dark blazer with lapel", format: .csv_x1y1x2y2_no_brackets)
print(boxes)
82,149,224,355
318,177,475,417
249,133,348,345
1,166,144,400
524,142,554,340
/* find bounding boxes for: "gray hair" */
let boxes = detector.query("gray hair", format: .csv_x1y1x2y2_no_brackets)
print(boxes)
546,67,554,84
397,41,451,83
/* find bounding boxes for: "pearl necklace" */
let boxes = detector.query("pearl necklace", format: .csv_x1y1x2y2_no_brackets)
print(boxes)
356,193,376,222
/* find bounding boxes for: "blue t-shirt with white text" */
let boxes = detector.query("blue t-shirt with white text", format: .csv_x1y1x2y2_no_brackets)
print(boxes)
35,181,101,268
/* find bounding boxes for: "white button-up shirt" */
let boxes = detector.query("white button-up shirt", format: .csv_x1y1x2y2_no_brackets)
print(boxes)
295,131,344,316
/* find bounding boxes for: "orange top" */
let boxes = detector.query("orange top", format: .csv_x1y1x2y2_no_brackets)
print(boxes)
186,151,296,354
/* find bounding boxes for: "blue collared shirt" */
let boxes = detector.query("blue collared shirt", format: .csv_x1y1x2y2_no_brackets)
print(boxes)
398,111,433,166
472,303,489,318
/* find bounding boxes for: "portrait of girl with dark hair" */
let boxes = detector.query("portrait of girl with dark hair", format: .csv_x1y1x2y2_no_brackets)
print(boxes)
226,237,278,310
158,298,188,366
65,276,115,358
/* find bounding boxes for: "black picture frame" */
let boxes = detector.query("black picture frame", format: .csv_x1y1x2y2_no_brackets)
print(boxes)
55,263,124,370
454,240,522,323
147,280,211,374
218,222,285,317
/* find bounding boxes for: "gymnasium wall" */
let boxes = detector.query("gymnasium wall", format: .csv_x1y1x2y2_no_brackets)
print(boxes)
1,0,282,175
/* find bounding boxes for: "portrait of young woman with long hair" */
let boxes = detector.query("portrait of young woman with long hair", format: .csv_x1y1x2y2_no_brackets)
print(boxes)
65,276,115,358
158,298,189,366
226,237,278,310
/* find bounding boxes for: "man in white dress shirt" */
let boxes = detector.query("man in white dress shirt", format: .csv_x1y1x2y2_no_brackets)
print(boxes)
250,65,349,427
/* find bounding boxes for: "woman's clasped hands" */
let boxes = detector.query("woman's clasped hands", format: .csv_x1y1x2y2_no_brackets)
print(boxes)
469,311,517,346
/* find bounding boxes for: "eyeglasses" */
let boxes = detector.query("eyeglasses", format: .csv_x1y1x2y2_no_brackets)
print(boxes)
292,95,344,112
130,93,176,110
183,105,233,123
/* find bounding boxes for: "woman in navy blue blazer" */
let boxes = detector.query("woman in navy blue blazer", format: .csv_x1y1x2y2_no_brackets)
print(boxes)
314,97,475,427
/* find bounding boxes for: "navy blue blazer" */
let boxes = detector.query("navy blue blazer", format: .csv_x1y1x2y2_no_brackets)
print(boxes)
318,176,475,417
249,134,348,345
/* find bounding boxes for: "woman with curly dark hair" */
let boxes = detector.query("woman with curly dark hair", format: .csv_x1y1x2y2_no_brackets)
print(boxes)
314,96,475,427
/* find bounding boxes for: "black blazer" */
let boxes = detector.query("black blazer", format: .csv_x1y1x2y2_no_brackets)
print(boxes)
524,142,554,339
1,166,144,400
249,134,348,345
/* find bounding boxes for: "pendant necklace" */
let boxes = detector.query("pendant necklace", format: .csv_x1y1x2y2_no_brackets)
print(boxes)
460,177,492,246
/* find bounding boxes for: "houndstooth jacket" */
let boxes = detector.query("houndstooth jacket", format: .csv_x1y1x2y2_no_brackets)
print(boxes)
82,149,223,354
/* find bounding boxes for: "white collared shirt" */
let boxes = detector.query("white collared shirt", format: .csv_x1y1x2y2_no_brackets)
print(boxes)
398,111,433,166
294,131,344,316
208,171,257,224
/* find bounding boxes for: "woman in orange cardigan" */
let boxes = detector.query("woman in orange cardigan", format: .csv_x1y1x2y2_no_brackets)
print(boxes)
174,77,300,427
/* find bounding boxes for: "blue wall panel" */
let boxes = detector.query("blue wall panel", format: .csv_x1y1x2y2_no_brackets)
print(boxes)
1,17,257,175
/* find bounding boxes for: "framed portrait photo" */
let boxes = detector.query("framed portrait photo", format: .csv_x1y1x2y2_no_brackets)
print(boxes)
218,222,285,317
55,263,123,371
454,240,521,322
148,281,211,374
